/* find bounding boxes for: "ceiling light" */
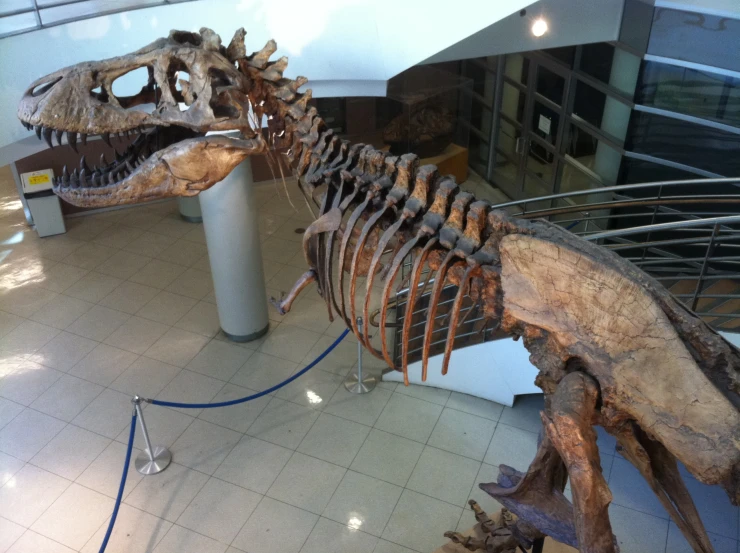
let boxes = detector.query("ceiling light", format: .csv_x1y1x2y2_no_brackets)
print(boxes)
531,18,548,37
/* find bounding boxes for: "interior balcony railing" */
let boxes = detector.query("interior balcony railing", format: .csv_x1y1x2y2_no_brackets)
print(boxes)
388,176,740,368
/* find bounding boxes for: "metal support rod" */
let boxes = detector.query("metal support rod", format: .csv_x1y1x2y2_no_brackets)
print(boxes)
343,317,378,394
132,396,171,475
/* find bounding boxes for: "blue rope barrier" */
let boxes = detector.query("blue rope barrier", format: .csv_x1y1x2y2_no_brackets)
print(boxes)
148,328,350,409
99,411,137,553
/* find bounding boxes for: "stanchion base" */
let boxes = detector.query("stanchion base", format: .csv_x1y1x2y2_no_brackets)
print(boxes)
135,446,172,475
344,372,378,394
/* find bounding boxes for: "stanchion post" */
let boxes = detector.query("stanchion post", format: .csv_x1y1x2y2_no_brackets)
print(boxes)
343,317,378,394
132,396,172,475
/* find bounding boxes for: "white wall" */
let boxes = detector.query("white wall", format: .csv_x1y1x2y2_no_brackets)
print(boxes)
0,0,540,151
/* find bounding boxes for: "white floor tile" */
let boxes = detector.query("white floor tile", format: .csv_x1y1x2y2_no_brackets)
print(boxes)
372,539,417,553
427,407,496,461
153,525,227,553
395,383,450,406
406,446,481,507
297,412,370,467
155,369,224,416
0,398,23,430
0,312,23,340
0,285,57,318
165,268,213,300
282,298,332,333
267,452,346,514
300,334,359,376
177,477,262,544
215,436,292,494
104,316,170,354
76,440,144,499
99,281,160,314
109,356,181,397
30,374,103,421
445,392,505,421
0,361,62,406
0,465,70,526
187,340,253,382
374,393,443,443
174,301,220,337
69,343,137,387
37,262,89,294
123,231,176,258
29,295,93,330
29,332,97,372
125,462,209,522
324,386,393,427
0,409,66,461
62,244,116,271
382,489,463,553
498,394,544,434
197,383,271,433
259,324,322,363
115,405,193,451
72,388,135,438
483,423,538,472
79,504,171,553
0,320,59,356
130,260,187,290
169,419,241,474
0,451,24,487
31,483,114,550
323,470,403,537
145,328,210,367
7,530,76,553
66,305,130,342
666,521,737,553
300,517,378,553
230,352,298,391
65,272,123,303
466,463,503,517
609,456,669,519
247,397,320,449
95,250,151,280
149,218,194,239
0,517,24,552
31,424,110,480
350,429,424,487
93,227,144,249
233,496,318,553
276,368,343,410
157,239,208,267
137,290,199,325
681,473,738,539
609,504,669,553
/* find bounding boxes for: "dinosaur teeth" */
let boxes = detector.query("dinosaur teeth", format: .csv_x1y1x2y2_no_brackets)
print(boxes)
79,167,87,185
34,125,42,140
125,160,135,173
101,133,112,147
108,171,115,185
67,132,78,153
42,127,53,148
100,153,108,167
62,165,69,182
55,128,64,147
80,156,90,174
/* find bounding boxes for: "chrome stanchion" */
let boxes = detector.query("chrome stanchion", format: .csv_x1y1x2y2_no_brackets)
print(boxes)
132,396,171,475
343,317,377,394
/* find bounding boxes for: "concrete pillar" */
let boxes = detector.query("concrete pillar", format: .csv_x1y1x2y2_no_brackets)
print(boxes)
177,196,202,223
199,158,269,342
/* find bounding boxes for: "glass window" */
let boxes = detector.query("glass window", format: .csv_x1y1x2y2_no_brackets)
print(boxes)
637,61,740,128
573,81,607,128
0,11,36,35
526,141,555,185
628,111,740,176
543,46,576,68
468,131,489,176
463,62,496,106
579,43,614,84
470,101,492,136
496,118,522,160
501,82,525,124
523,173,552,201
619,156,707,184
505,54,529,86
565,123,621,183
536,65,565,105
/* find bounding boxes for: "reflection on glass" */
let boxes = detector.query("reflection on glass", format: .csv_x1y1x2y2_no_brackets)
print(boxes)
573,81,606,128
492,150,519,196
464,61,496,106
619,156,702,184
468,131,489,177
501,82,525,124
497,119,521,159
470,102,492,136
565,124,620,183
580,43,614,84
637,61,740,127
526,142,555,186
628,112,740,176
536,65,565,105
523,174,553,209
505,54,529,85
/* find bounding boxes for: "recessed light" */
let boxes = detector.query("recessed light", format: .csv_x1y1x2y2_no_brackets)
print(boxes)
532,18,548,37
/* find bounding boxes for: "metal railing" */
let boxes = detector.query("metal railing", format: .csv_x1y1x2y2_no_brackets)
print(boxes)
391,176,740,366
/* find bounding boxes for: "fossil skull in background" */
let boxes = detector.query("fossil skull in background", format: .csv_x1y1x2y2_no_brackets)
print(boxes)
17,27,271,206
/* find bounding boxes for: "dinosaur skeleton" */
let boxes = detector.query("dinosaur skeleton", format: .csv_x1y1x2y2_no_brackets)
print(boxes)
19,28,740,553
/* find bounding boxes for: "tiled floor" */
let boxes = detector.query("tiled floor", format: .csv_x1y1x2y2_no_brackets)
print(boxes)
0,165,738,553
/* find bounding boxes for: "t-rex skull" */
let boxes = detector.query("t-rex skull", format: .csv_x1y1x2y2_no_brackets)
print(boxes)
17,27,268,206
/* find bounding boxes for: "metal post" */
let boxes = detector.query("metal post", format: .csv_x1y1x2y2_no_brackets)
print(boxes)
132,397,171,475
343,317,377,393
531,537,545,553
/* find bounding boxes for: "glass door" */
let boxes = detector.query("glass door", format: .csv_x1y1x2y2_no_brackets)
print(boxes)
493,54,569,202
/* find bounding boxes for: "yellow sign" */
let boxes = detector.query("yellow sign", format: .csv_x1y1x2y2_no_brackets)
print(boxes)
28,174,50,186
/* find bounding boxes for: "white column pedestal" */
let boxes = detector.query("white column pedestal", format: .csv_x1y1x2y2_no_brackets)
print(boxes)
199,158,269,342
177,196,202,223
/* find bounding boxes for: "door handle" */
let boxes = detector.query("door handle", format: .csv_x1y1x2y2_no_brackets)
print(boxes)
515,136,526,155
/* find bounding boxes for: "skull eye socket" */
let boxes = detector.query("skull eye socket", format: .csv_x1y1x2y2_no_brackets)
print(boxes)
30,77,62,97
109,66,157,111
